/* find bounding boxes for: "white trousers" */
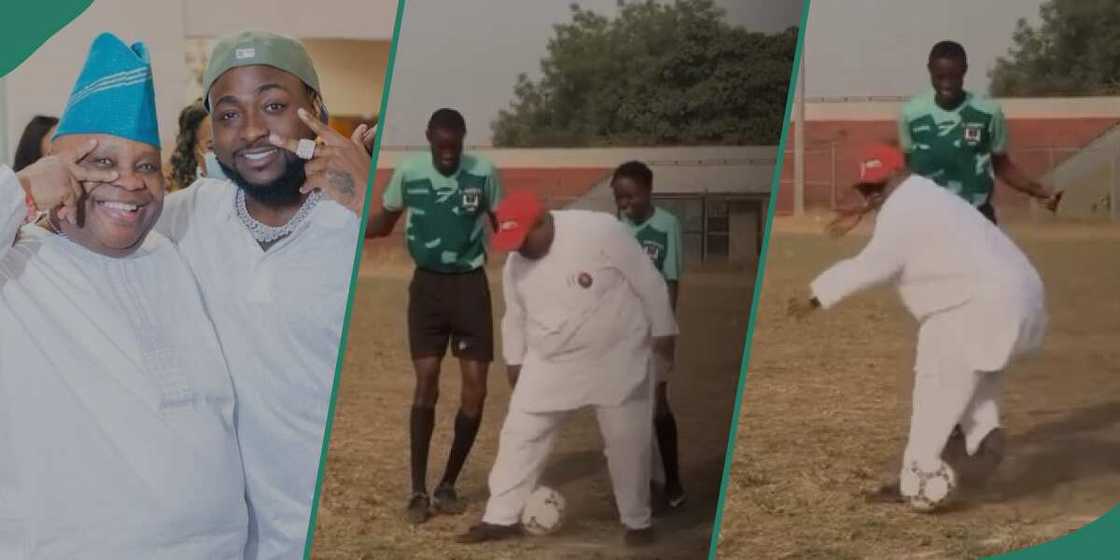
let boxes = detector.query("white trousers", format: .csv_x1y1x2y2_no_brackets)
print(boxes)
483,392,654,530
902,309,1005,474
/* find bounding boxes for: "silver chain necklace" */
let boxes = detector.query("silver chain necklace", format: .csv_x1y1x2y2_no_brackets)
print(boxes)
235,189,323,244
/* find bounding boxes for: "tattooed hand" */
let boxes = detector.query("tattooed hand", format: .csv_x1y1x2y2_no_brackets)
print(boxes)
268,107,370,217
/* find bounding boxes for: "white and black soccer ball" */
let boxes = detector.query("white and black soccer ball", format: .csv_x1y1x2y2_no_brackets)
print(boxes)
521,486,566,536
900,459,957,513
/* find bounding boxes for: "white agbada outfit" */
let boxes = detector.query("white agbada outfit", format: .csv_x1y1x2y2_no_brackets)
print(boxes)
484,210,678,530
0,168,248,559
156,178,359,560
810,175,1047,474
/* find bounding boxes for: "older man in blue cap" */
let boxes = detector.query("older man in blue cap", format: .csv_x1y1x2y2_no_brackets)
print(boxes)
155,30,374,560
0,33,247,558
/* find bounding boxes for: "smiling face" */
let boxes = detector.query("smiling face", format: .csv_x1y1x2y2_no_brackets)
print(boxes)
928,56,967,109
611,175,653,223
208,65,316,203
53,133,164,257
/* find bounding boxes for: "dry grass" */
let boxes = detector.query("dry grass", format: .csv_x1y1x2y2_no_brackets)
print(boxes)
310,249,757,559
715,219,1120,560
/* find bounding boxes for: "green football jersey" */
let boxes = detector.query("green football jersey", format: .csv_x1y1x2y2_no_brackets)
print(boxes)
382,152,502,272
899,89,1008,207
622,206,682,282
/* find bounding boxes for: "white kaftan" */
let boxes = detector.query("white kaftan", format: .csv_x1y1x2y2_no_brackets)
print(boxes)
484,210,678,530
810,175,1047,470
156,178,359,560
0,167,248,559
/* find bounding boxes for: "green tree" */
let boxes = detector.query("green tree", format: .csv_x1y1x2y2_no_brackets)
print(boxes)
491,0,798,147
990,0,1120,96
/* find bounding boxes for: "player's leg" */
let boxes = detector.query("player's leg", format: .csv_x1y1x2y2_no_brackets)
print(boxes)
432,358,488,513
457,406,568,543
956,370,1006,485
653,380,686,509
434,269,494,514
406,269,452,524
596,388,655,546
866,312,978,504
897,314,983,505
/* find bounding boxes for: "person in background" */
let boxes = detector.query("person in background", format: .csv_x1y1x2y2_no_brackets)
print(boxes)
899,40,1058,223
13,115,59,172
168,98,222,191
367,108,503,524
610,161,687,511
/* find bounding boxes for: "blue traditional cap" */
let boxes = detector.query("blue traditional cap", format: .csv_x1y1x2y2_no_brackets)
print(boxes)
53,33,160,148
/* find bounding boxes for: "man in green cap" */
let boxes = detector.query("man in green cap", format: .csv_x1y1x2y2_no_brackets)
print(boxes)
0,32,247,559
155,30,374,560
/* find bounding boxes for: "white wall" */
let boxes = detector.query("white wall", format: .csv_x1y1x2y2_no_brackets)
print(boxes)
183,0,396,41
301,39,390,118
4,0,188,160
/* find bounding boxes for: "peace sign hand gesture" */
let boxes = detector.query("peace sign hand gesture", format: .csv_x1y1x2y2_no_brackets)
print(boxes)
269,107,371,217
16,138,119,225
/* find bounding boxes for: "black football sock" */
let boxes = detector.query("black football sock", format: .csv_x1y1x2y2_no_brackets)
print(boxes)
410,405,436,494
439,409,483,488
654,411,682,491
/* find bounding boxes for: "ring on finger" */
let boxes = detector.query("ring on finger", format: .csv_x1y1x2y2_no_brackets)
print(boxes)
296,138,317,160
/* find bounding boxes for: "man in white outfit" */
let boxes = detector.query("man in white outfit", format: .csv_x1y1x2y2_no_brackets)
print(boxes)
457,190,678,546
790,144,1048,510
155,31,372,559
0,33,247,558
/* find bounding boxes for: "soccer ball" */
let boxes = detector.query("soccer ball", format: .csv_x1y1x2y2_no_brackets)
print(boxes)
521,486,566,536
900,459,957,512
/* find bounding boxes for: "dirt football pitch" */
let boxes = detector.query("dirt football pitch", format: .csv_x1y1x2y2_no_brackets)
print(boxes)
716,218,1120,560
311,248,756,560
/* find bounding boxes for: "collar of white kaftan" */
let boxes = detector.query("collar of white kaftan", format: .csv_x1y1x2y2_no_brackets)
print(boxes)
20,222,168,263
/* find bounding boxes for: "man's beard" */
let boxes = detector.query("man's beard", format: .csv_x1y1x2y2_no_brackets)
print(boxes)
218,154,307,207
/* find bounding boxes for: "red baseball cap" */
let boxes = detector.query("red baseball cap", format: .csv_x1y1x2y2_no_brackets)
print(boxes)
491,190,545,252
857,144,905,184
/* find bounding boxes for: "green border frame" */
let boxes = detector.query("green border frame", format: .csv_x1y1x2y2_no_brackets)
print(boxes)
704,0,811,557
0,2,94,77
301,0,408,557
